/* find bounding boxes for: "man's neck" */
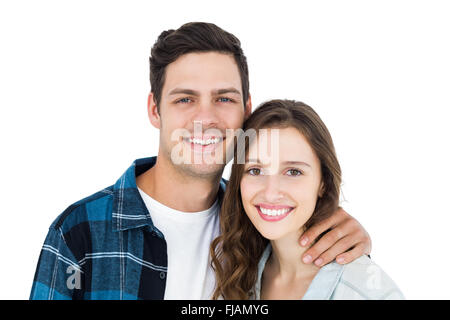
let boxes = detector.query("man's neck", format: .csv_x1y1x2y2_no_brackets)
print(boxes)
136,155,222,212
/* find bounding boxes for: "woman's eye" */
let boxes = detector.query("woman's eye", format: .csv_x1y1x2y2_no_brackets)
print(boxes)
247,168,261,176
286,169,302,176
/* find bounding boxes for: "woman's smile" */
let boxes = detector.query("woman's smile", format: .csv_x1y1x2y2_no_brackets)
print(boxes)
255,203,295,222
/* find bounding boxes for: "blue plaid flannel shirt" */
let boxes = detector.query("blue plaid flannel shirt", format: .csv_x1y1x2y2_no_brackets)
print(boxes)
30,156,227,300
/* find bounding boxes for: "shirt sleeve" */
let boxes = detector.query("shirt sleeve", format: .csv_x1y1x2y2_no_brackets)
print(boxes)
30,226,83,300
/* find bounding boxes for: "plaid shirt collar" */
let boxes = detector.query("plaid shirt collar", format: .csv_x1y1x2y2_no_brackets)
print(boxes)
111,156,227,233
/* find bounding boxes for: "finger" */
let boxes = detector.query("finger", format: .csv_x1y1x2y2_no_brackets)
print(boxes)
335,242,368,264
312,233,360,267
301,222,349,264
363,234,372,256
299,208,349,247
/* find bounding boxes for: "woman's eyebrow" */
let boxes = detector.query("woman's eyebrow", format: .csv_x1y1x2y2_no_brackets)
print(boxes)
245,158,268,167
281,161,311,168
246,159,311,168
247,158,262,164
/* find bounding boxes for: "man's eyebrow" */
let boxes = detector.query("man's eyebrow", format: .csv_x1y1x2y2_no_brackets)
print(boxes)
212,87,241,96
246,159,311,168
168,88,201,96
168,87,241,96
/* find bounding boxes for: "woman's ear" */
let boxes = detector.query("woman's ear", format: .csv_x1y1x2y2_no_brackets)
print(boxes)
147,92,161,129
318,181,325,198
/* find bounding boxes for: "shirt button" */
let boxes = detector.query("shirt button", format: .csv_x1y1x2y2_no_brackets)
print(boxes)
159,271,166,280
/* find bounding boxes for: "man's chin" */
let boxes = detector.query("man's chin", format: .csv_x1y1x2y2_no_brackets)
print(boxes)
175,162,225,179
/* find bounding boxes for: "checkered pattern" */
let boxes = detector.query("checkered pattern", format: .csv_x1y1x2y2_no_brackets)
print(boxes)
30,156,227,300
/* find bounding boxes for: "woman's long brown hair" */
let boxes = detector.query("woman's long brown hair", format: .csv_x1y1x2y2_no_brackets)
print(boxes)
210,99,342,299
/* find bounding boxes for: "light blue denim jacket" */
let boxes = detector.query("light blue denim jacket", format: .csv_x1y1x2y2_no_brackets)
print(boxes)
254,244,405,300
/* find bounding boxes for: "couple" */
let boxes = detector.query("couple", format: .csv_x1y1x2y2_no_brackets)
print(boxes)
30,22,403,300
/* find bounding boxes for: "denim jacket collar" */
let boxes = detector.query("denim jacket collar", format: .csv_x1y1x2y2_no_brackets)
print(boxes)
255,243,345,300
111,156,227,234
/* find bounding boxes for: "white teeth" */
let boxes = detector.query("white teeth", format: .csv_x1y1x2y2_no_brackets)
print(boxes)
259,207,291,216
189,137,220,145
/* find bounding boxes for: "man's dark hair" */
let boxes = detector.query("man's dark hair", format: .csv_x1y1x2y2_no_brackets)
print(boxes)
149,22,249,112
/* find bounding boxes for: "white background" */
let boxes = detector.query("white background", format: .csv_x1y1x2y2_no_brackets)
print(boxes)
1,0,449,300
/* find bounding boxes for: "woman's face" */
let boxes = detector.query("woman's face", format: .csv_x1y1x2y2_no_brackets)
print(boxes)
240,127,324,240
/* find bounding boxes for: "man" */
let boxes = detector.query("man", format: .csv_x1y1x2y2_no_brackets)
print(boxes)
30,22,371,300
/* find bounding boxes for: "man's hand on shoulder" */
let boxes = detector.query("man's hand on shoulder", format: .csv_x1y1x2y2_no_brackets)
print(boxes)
298,207,372,267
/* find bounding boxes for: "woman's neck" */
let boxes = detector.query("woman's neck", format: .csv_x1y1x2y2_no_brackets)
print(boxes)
269,229,320,281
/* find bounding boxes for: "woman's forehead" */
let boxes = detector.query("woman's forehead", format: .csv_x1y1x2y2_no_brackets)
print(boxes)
245,127,317,163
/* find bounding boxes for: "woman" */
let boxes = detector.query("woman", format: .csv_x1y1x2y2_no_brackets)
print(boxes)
210,99,404,300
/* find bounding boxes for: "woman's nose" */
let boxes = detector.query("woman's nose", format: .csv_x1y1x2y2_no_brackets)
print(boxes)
262,175,284,203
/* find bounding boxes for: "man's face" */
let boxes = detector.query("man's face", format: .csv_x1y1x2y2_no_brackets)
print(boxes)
149,51,251,178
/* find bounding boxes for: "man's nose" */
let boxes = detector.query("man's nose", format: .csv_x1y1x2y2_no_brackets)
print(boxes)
193,100,219,128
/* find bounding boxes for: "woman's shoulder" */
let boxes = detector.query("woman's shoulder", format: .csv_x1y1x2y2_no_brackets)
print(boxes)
332,255,405,300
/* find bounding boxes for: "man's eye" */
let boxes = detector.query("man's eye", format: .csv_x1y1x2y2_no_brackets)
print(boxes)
247,168,261,176
176,97,192,103
218,97,233,103
286,169,302,176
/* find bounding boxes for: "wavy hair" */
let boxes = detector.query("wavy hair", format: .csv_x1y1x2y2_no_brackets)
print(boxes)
210,99,342,299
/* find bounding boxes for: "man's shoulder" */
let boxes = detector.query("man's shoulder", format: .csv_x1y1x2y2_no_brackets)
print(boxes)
334,255,405,299
50,185,115,233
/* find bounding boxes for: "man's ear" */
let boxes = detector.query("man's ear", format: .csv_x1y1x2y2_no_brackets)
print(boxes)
244,93,252,120
147,92,161,129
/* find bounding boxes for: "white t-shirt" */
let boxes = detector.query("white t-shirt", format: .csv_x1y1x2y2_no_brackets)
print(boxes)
137,187,220,300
